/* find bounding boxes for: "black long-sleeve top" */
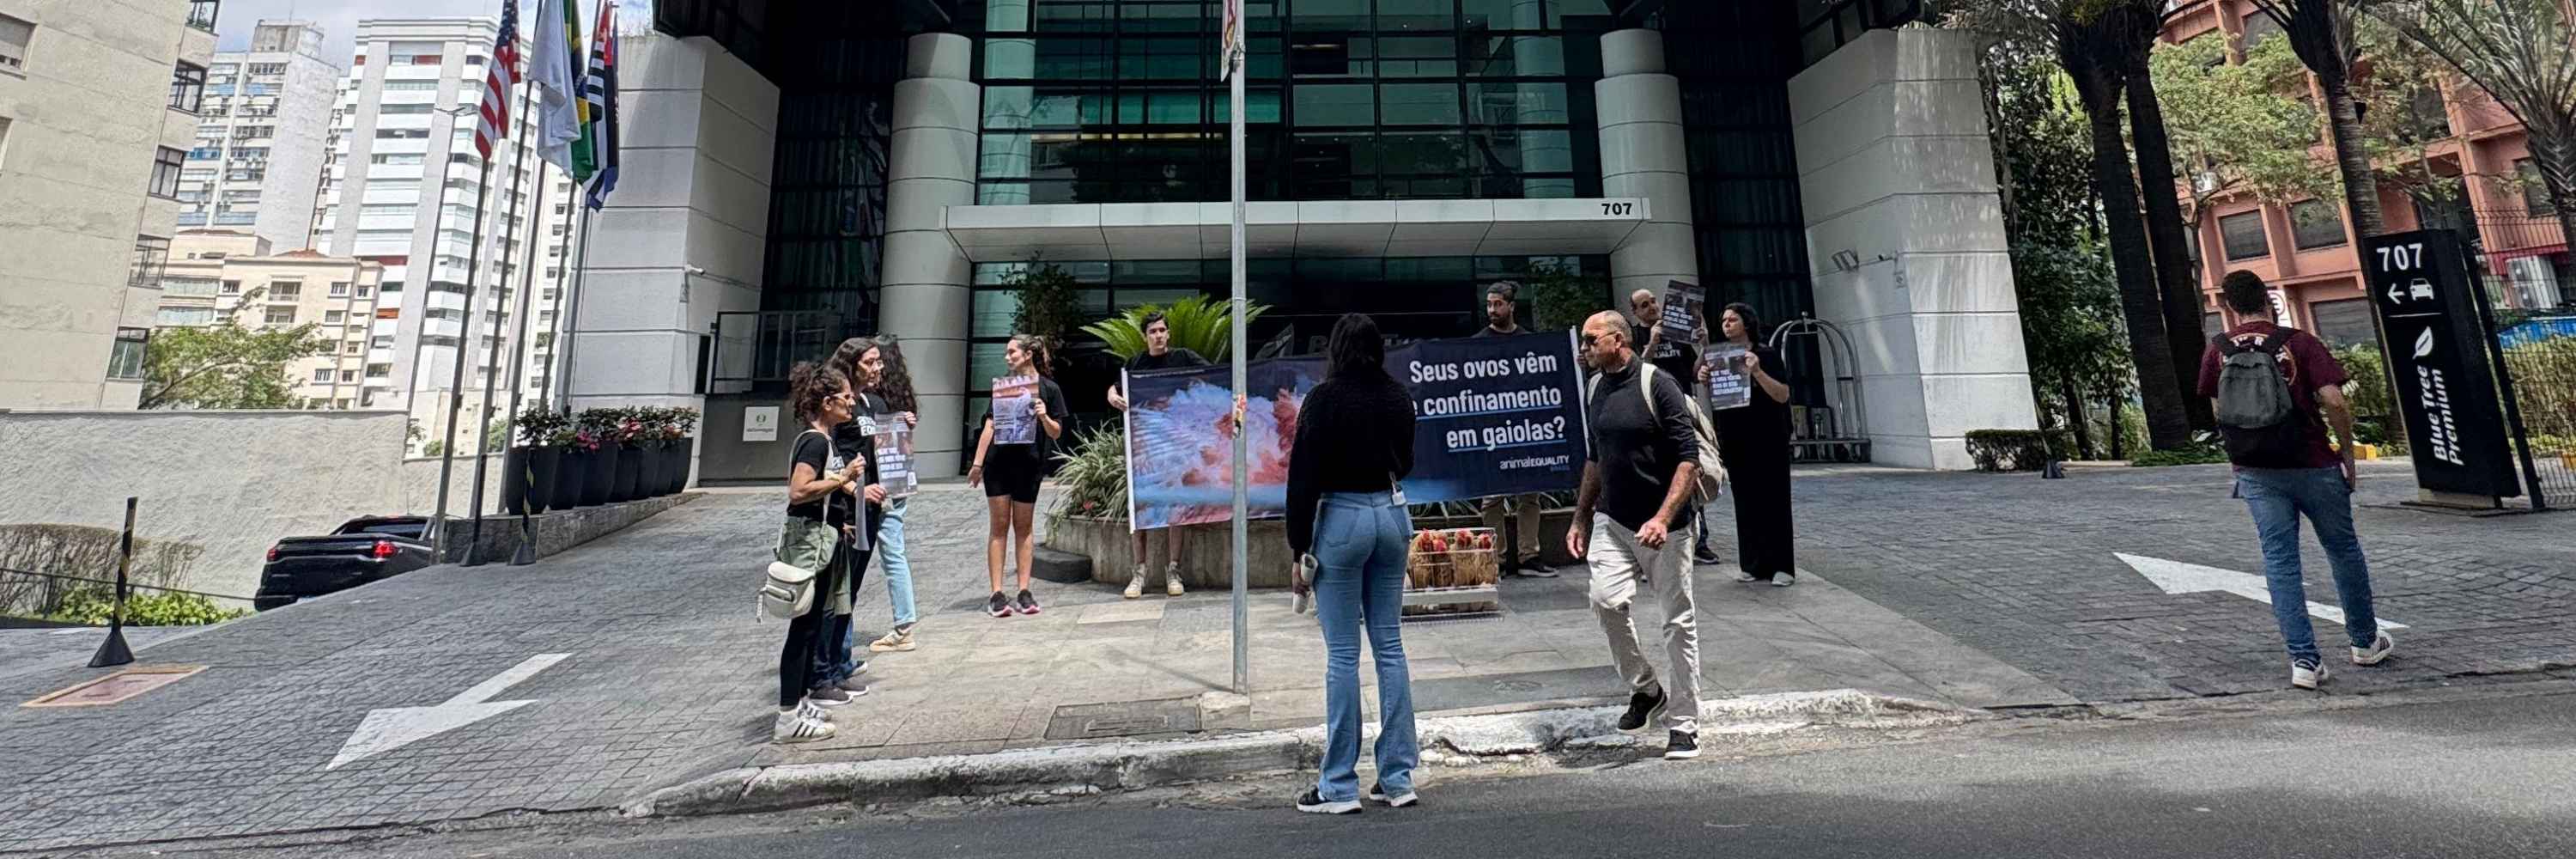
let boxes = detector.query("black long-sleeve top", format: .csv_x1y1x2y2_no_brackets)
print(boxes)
1285,373,1416,556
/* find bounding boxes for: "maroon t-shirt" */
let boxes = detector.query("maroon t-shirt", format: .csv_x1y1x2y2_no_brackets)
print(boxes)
2196,321,2348,469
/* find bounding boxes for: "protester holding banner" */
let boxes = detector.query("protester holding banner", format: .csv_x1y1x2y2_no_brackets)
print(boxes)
970,335,1069,618
853,337,923,652
1285,313,1420,814
1570,311,1705,762
1470,282,1558,577
1698,303,1797,584
1629,288,1705,383
1108,312,1210,599
773,362,884,744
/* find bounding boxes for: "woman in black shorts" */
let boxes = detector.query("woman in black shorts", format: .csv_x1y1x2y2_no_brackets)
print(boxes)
969,334,1068,618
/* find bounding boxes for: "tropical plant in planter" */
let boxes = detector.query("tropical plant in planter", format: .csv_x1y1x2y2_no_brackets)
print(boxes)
1082,295,1270,362
601,407,650,502
505,405,570,515
659,406,699,494
1051,423,1130,522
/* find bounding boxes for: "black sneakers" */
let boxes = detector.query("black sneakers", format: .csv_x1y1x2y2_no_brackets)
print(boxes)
1664,730,1701,760
987,591,1012,618
1618,685,1667,733
1367,782,1419,808
1295,788,1360,814
1014,588,1042,615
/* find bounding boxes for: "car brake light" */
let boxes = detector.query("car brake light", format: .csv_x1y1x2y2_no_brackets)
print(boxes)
372,539,397,559
266,545,281,563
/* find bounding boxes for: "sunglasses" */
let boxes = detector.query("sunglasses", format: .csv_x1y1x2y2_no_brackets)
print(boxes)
1581,332,1619,348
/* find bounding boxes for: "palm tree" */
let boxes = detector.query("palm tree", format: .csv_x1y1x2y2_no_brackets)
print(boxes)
2063,14,2199,450
2360,0,2576,254
2115,0,2220,431
2251,1,2389,238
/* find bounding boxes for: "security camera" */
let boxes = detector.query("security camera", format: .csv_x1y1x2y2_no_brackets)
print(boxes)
683,265,707,276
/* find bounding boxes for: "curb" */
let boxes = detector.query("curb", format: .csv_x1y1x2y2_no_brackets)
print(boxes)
623,689,1970,818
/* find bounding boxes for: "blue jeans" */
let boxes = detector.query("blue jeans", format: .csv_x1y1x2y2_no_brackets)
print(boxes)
2237,466,2379,664
879,498,915,629
1311,491,1418,802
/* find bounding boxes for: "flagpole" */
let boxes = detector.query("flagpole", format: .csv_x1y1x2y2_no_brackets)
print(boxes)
1225,0,1249,698
495,161,552,566
555,190,594,412
463,81,542,568
431,123,507,559
539,180,580,408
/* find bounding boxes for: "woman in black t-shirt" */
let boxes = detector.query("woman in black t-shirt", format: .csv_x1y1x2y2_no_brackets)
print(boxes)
969,334,1068,618
774,362,885,744
1698,303,1798,585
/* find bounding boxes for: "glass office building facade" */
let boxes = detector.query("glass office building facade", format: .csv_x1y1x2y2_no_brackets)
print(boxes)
643,0,2030,475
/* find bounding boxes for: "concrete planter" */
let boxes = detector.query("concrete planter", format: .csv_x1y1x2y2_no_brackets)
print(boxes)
1043,514,1294,588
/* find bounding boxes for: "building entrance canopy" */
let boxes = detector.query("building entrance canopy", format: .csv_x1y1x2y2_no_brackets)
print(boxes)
941,198,1652,261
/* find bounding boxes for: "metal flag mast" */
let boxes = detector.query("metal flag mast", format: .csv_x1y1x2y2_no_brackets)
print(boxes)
431,94,519,558
1224,0,1249,697
462,81,543,567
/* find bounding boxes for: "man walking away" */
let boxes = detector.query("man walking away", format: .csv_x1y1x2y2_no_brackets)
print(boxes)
1568,311,1705,760
2200,271,2395,690
1474,282,1555,577
1107,311,1208,599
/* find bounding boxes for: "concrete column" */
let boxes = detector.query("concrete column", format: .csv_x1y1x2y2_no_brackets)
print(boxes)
1789,28,2039,469
878,33,981,476
1595,29,1699,314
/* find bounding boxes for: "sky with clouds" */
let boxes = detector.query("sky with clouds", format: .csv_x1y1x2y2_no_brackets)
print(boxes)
211,0,635,63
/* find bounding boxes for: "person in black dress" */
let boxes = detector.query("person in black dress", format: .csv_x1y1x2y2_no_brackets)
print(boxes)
1698,303,1796,586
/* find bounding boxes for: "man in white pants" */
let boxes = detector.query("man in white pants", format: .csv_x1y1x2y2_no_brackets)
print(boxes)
1567,311,1705,760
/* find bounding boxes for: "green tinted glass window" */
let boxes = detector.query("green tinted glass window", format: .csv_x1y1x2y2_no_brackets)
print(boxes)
1380,83,1461,126
1294,84,1376,125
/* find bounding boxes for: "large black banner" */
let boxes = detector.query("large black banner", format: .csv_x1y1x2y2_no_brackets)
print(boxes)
1396,331,1587,503
2361,229,2520,499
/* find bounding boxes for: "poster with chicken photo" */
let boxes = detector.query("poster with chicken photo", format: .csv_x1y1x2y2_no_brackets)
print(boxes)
990,375,1039,445
1123,358,1324,531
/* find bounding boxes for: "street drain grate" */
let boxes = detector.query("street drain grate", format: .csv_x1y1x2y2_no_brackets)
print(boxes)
22,665,206,708
1045,697,1203,740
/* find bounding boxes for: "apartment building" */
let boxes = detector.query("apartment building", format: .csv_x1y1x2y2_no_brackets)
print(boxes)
156,230,388,409
2164,0,2573,345
177,20,339,251
309,17,578,452
0,0,222,409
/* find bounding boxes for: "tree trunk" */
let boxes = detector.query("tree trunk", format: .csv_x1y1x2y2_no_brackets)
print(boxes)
2107,390,2127,460
2061,371,2095,460
2123,50,2219,433
2069,62,2195,451
2529,131,2576,276
2319,76,2388,237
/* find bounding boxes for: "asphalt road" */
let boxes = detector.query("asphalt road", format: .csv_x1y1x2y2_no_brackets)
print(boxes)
137,683,2576,859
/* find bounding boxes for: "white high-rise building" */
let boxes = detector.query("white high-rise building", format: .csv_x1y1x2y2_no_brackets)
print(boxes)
312,18,577,454
0,0,220,409
179,20,339,252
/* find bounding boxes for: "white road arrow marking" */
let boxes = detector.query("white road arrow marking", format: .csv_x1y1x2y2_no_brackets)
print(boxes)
2117,553,2405,631
329,653,570,770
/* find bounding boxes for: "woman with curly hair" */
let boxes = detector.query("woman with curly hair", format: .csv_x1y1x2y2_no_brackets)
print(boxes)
775,361,884,744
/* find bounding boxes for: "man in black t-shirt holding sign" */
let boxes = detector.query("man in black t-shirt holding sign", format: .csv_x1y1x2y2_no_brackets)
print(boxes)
1106,311,1209,600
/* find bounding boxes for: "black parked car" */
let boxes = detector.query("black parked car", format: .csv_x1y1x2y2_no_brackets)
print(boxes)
254,516,437,611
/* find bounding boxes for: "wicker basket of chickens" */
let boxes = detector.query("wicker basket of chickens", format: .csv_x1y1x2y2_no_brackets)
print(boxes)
1402,527,1501,616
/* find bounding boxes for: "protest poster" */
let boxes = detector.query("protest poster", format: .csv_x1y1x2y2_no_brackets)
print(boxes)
1704,343,1753,411
990,375,1038,445
1660,280,1704,338
1396,331,1588,503
1123,359,1322,531
868,412,917,499
1121,332,1588,529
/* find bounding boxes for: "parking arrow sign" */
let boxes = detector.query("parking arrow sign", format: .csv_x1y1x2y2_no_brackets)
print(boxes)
2116,553,2405,631
328,653,569,770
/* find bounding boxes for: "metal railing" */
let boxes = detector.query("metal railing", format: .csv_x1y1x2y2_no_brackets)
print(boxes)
2447,209,2576,508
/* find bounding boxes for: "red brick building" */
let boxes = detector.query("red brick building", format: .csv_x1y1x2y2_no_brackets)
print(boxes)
2161,1,2572,348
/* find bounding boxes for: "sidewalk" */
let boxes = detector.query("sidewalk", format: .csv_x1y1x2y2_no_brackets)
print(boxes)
3,464,2566,853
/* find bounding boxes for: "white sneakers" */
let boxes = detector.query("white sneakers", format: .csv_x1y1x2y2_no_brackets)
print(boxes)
2291,661,2330,690
2352,631,2397,666
773,700,836,744
1127,563,1187,599
869,627,916,653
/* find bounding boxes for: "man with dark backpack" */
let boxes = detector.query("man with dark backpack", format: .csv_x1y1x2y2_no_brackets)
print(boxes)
2198,271,2395,690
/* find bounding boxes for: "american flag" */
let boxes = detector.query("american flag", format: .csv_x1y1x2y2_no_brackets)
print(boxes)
473,0,522,160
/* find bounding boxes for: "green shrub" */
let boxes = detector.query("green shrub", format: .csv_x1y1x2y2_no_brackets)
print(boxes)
1051,423,1129,521
1965,429,2071,472
2129,447,2231,467
2501,338,2576,441
53,588,246,626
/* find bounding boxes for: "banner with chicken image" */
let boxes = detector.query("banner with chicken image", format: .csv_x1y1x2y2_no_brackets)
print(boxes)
1124,357,1323,531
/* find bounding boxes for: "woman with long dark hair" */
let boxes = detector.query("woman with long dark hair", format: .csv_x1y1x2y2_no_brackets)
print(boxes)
969,333,1067,618
1698,302,1796,585
775,362,884,743
1284,313,1419,814
863,336,921,651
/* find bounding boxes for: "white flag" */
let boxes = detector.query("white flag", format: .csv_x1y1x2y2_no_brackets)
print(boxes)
529,0,584,172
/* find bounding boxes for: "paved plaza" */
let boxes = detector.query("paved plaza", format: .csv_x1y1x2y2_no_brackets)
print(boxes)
2,463,2568,853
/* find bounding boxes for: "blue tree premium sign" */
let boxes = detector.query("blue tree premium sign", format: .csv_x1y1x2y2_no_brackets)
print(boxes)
2361,229,2519,500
